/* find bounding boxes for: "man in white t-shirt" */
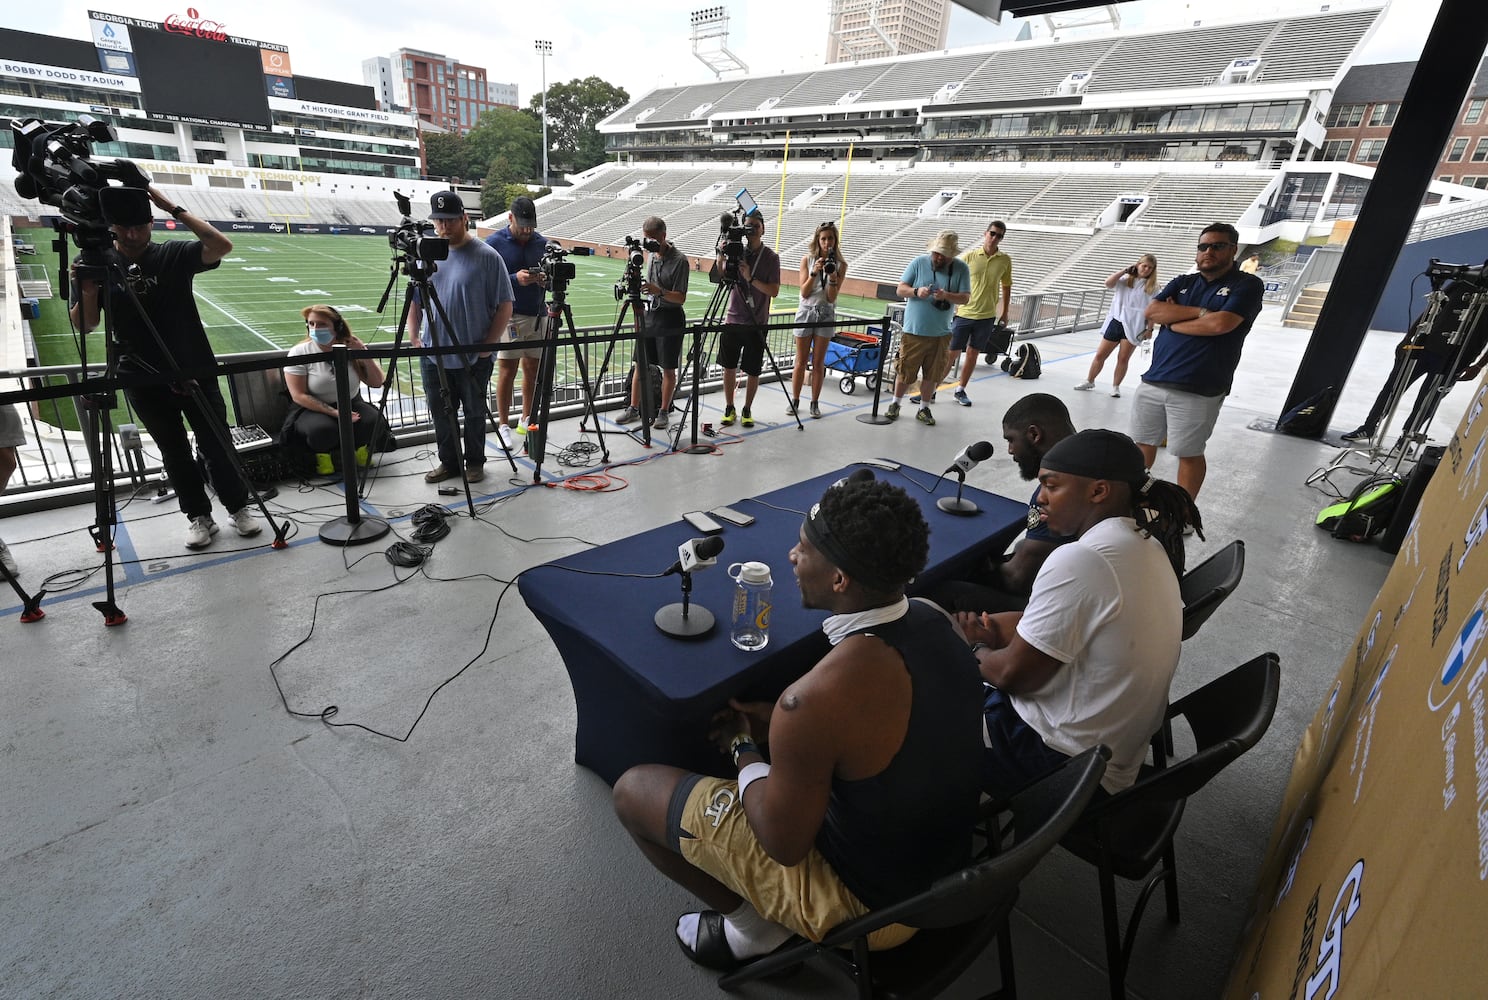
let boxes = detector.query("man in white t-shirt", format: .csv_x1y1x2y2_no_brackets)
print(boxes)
955,429,1193,796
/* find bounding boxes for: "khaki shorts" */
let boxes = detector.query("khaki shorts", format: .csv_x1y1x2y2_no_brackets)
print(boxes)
498,313,545,361
669,774,915,950
1129,382,1226,457
898,333,950,384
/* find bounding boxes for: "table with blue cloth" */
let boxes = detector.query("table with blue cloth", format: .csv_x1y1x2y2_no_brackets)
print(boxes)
519,464,1026,784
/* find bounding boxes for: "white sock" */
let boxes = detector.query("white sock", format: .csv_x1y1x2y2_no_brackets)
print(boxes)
677,903,793,960
893,395,905,405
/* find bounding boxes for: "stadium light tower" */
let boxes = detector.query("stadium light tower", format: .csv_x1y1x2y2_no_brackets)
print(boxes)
689,7,748,79
535,39,551,185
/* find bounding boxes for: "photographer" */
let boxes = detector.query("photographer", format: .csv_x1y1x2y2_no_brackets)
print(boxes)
891,231,970,427
71,184,262,551
407,191,513,486
711,212,781,429
1074,254,1158,398
484,196,547,451
790,221,848,419
616,217,689,430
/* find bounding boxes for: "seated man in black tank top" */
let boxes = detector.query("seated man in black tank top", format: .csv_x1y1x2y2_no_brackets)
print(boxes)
613,481,986,972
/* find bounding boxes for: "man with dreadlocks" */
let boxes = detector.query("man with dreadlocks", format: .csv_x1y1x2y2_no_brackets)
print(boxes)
613,480,984,972
956,429,1196,797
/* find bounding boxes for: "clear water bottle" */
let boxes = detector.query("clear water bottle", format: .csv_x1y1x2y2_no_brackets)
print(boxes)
728,561,773,651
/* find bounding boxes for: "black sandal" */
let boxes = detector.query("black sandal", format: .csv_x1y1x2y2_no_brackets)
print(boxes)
675,911,804,976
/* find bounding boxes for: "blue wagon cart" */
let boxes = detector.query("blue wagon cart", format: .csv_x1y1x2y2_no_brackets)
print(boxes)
823,327,895,395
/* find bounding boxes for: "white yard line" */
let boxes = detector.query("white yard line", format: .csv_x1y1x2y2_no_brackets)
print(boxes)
195,291,282,349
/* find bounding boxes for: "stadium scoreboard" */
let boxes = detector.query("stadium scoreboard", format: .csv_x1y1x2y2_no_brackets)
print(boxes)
87,10,291,132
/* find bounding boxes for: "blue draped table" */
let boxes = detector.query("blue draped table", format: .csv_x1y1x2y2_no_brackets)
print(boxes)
519,464,1026,784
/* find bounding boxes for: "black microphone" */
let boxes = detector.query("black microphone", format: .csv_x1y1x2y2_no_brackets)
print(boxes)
944,440,995,479
664,535,725,576
832,467,876,489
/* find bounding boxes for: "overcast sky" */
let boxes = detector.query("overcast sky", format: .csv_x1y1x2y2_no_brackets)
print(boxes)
4,1,1451,108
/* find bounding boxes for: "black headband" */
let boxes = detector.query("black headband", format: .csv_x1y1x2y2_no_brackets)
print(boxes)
802,497,898,594
1041,429,1152,493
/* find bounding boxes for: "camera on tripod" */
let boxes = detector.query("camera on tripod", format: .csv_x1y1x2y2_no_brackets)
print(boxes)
612,234,651,302
388,191,449,267
10,115,153,252
540,241,576,285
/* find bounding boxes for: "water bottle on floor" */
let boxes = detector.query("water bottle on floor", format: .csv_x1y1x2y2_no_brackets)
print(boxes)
728,561,772,651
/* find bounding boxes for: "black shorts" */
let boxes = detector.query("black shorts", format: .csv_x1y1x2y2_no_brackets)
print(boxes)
639,309,685,370
1102,319,1127,343
718,323,765,376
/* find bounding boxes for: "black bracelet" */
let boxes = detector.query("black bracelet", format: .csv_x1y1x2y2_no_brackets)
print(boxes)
170,205,187,218
970,642,990,656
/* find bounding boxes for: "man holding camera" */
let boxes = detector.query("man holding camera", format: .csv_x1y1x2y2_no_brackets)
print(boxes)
712,213,781,429
408,190,513,485
942,221,1012,408
71,183,262,551
617,216,690,430
892,231,971,427
484,195,547,452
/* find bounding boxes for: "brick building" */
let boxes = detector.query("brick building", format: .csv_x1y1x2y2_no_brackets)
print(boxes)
1319,57,1488,189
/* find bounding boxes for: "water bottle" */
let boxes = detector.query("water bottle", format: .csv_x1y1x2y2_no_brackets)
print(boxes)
728,561,773,651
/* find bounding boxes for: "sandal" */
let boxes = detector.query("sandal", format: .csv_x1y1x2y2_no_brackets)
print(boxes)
674,911,803,976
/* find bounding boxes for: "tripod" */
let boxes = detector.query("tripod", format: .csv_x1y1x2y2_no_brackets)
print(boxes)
372,251,518,516
525,268,611,482
66,229,288,625
585,258,659,448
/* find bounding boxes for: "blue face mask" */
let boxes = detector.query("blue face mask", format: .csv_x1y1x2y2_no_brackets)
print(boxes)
308,325,335,345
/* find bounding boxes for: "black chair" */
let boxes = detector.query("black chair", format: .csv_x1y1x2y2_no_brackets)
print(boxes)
1179,539,1245,641
719,746,1110,999
1061,651,1280,1000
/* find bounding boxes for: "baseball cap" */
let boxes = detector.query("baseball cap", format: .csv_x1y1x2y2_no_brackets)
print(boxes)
509,196,537,227
429,190,466,220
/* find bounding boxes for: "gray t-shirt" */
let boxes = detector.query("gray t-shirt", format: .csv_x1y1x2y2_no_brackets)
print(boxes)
647,245,689,316
415,238,514,369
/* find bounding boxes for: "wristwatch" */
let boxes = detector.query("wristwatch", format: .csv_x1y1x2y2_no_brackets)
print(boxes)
729,733,758,767
970,642,991,657
170,205,187,218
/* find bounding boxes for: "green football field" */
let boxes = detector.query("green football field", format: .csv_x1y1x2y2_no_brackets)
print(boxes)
20,228,891,369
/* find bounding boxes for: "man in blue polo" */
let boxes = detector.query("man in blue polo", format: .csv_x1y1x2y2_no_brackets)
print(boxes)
485,196,547,452
1130,222,1263,501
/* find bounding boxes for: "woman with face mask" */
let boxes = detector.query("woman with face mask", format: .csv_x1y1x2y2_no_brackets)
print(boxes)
281,304,389,471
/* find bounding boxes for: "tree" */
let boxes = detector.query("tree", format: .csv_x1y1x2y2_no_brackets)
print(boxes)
423,132,468,181
531,76,629,174
466,108,543,184
479,156,527,217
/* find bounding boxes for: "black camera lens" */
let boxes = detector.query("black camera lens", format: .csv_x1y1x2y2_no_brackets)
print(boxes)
933,299,951,311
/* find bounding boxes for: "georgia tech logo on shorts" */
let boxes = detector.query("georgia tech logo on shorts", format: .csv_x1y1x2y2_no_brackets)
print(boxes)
1303,859,1364,1000
1430,589,1488,712
703,786,737,828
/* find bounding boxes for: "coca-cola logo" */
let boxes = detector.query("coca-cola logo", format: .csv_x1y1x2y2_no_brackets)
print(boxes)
163,8,228,42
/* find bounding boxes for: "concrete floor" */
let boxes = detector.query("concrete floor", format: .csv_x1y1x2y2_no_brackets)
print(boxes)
0,316,1458,999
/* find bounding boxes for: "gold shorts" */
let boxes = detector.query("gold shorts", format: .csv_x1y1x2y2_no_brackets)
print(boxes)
897,333,950,383
669,774,915,949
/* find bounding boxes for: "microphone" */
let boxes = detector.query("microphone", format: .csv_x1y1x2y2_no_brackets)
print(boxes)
945,440,995,480
832,467,876,489
938,441,994,517
657,536,724,639
665,535,725,576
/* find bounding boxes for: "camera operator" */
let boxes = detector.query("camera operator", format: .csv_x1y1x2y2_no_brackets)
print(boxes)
484,195,546,451
70,184,262,551
711,212,781,428
616,217,689,430
407,191,513,485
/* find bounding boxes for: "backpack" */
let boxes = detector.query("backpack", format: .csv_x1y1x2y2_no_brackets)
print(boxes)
1278,385,1338,437
1001,342,1042,380
1316,474,1403,541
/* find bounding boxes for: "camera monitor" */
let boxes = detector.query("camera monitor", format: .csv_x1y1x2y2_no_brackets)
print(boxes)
735,188,759,218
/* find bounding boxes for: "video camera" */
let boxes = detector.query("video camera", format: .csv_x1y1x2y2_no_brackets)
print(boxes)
388,191,449,273
612,234,653,302
10,115,153,251
715,188,759,282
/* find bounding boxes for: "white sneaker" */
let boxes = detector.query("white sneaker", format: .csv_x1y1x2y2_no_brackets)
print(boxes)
185,516,219,550
498,423,516,451
0,537,17,577
1111,387,1122,398
1073,381,1095,391
228,508,262,538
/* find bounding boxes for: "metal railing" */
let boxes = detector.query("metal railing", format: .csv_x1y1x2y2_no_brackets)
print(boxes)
1015,288,1113,339
0,310,887,509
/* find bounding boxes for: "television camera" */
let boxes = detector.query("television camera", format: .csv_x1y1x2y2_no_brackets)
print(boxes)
9,115,154,254
612,234,659,302
388,190,449,275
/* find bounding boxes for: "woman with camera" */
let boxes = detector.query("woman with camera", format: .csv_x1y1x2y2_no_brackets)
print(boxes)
280,304,390,472
1074,254,1158,398
790,221,848,419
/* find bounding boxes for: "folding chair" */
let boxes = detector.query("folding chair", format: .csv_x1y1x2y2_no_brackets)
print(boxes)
1179,539,1245,641
719,746,1109,999
1060,652,1280,1000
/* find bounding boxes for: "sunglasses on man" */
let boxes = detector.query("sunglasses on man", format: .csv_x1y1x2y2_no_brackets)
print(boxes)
1196,241,1235,252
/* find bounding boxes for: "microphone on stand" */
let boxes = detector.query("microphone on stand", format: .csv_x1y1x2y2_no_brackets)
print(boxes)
938,440,995,516
656,536,725,638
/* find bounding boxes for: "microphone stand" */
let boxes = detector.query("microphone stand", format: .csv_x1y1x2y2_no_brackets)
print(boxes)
655,568,716,638
937,470,981,516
